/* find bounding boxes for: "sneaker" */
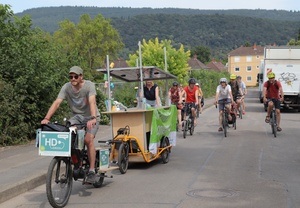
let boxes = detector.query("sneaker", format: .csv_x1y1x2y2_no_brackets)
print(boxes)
86,171,96,184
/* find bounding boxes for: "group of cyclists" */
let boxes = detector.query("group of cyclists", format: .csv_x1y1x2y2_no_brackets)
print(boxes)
169,75,248,132
168,71,284,134
168,78,203,130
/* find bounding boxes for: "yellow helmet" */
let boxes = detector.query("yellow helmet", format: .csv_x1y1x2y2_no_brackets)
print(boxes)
267,72,275,79
230,74,237,79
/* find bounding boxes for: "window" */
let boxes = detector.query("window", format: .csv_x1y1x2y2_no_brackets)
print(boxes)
235,67,240,72
234,56,240,62
247,76,252,82
256,65,259,69
256,55,260,59
246,66,252,72
246,56,252,62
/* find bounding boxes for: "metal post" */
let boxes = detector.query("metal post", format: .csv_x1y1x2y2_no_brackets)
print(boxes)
106,55,112,111
139,41,144,100
164,47,169,106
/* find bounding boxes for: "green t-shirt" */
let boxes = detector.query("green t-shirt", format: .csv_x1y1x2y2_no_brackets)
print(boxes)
57,80,100,117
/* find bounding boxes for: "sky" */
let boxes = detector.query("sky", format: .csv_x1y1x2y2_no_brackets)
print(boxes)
1,0,299,13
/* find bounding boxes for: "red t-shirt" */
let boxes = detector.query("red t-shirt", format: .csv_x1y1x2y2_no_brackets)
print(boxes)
184,86,197,103
264,80,282,99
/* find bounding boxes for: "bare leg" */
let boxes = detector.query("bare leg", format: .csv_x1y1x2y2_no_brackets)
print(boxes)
85,132,96,170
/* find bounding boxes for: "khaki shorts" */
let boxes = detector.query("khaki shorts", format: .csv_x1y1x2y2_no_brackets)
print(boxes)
69,115,99,136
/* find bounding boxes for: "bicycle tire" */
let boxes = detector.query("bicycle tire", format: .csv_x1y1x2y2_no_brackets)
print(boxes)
160,136,170,164
272,110,277,137
93,173,105,188
118,142,129,174
182,120,187,139
46,157,73,208
189,118,194,135
223,111,228,137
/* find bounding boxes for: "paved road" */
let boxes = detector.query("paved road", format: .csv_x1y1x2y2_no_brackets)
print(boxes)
1,88,300,208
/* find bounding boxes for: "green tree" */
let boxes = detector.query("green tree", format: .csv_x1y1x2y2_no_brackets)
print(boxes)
127,38,190,83
0,5,70,145
190,46,211,64
53,14,124,81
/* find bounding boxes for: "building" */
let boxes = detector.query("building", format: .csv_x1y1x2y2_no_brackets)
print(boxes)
206,59,227,71
227,44,264,86
188,55,209,72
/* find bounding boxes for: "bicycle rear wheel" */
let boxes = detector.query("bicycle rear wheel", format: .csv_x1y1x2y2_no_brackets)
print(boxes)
46,157,73,208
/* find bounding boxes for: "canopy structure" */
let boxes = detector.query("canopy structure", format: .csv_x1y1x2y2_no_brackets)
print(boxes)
96,66,176,82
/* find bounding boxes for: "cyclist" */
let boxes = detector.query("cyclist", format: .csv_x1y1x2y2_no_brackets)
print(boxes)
41,66,100,184
228,74,243,115
182,78,199,126
168,81,183,130
237,76,247,115
262,72,284,131
195,82,204,114
215,78,235,132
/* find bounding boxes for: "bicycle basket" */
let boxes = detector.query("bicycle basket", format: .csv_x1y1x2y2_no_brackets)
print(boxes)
41,123,69,132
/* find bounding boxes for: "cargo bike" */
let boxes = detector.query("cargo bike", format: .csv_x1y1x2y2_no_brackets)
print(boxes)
97,65,178,172
37,120,118,208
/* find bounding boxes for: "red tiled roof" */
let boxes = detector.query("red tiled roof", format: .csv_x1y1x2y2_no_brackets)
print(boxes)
206,61,226,71
228,44,264,56
188,56,208,70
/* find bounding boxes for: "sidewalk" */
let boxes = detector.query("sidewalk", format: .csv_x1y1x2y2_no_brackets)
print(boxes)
0,97,215,204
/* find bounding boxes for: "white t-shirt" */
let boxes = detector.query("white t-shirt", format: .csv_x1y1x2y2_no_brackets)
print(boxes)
216,84,232,100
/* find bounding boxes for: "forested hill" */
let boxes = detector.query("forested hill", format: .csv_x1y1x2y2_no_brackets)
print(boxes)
16,7,300,59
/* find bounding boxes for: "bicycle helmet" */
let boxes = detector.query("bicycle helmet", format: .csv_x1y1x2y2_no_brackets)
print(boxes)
172,81,179,86
230,74,237,79
267,72,275,79
188,78,196,84
220,78,227,84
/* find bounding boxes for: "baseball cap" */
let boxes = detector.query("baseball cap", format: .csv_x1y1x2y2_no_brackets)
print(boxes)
69,66,83,75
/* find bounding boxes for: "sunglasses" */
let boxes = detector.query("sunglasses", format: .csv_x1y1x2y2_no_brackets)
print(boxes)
69,75,79,79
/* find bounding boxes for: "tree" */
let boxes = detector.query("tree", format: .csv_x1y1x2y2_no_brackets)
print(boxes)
0,5,70,145
53,14,124,81
190,46,211,64
127,38,190,83
288,28,300,46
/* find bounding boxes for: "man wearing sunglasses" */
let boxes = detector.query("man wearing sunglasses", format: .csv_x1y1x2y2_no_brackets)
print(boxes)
41,66,100,184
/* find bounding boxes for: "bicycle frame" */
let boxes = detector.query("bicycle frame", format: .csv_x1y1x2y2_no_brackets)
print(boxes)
182,103,195,138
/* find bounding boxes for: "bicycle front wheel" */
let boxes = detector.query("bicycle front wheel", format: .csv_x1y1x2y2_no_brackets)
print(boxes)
182,120,187,139
271,111,277,137
118,142,129,174
222,112,228,137
189,118,194,135
46,157,73,208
